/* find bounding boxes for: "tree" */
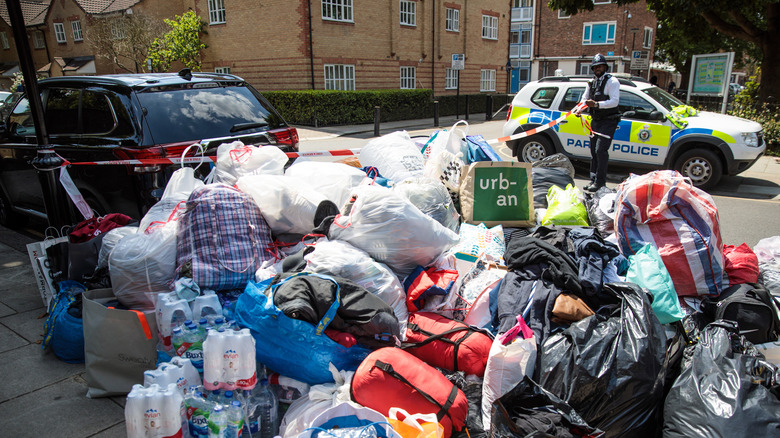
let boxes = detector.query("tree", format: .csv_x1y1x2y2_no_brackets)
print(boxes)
147,10,208,72
547,0,780,101
86,13,166,73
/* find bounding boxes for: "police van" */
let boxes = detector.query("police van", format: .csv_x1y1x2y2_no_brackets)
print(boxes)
502,75,765,189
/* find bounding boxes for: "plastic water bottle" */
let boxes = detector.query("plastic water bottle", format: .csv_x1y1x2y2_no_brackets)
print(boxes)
184,390,215,438
208,404,227,438
203,328,257,391
156,292,193,350
126,383,184,438
248,379,278,438
184,321,205,372
225,400,243,438
192,290,223,320
207,389,222,404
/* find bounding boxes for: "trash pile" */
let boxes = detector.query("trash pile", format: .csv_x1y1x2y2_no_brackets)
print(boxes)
38,126,780,438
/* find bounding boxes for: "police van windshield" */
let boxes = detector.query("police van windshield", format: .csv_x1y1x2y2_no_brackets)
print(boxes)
642,87,685,112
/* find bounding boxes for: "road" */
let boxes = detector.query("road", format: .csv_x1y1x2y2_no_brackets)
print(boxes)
298,119,780,248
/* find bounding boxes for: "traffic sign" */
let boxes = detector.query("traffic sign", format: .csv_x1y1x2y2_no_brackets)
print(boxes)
452,54,465,70
631,50,649,70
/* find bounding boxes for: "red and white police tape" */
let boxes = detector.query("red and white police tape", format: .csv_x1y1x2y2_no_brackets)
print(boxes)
64,103,591,167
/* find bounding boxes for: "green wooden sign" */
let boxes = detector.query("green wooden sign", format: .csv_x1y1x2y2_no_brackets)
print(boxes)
461,162,534,227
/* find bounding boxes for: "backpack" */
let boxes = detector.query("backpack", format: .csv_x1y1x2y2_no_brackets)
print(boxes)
701,282,780,345
351,347,468,438
176,184,275,291
402,312,493,377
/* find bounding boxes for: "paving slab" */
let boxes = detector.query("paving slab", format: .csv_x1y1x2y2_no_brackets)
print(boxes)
1,307,48,344
0,301,14,318
0,264,47,313
0,343,84,403
0,321,29,353
90,422,128,438
0,374,124,438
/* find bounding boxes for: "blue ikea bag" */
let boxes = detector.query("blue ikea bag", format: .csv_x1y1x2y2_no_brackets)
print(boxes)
626,243,685,324
463,134,502,164
42,281,86,363
235,273,372,385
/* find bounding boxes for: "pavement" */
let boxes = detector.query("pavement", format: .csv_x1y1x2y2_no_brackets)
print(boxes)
0,115,778,437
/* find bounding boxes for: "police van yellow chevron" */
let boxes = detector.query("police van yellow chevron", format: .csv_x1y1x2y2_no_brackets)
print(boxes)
503,74,764,190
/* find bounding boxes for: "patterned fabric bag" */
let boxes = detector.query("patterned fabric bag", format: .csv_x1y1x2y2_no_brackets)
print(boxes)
176,184,275,291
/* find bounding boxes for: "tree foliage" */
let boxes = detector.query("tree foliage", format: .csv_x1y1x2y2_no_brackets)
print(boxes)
547,0,780,101
147,10,207,72
86,13,165,73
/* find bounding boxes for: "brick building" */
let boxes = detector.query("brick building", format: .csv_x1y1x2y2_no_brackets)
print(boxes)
508,0,657,92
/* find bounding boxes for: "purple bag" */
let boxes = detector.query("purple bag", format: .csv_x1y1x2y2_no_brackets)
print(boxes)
176,184,275,291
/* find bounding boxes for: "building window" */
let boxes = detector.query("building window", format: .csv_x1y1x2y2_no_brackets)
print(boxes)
445,8,459,32
593,0,613,4
33,31,45,49
558,10,571,19
445,68,458,89
54,23,67,43
111,21,126,39
72,20,83,42
215,67,231,74
324,64,355,90
510,23,532,58
511,0,533,22
208,0,226,24
322,0,353,22
480,69,496,92
643,27,653,49
0,32,8,49
582,22,616,45
400,0,416,26
400,66,416,89
482,15,498,40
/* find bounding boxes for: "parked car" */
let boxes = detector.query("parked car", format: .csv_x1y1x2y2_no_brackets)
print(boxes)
0,91,22,120
503,76,765,190
0,70,298,228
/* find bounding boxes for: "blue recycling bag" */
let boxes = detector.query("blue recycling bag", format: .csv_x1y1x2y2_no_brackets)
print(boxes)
463,134,503,164
235,273,372,385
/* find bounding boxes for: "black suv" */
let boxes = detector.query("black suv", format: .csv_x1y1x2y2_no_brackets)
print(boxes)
0,71,298,227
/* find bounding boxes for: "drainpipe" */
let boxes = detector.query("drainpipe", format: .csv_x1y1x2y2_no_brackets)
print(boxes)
432,0,435,91
307,0,315,89
5,0,68,228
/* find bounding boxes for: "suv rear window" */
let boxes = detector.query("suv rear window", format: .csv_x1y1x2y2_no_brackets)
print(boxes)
530,87,559,109
559,87,585,111
136,84,285,144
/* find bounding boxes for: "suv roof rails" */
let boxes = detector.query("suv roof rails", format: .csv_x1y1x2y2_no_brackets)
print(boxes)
538,75,637,87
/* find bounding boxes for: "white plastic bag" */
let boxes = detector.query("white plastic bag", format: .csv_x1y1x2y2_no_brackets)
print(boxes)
285,161,369,209
481,315,537,430
138,167,202,233
213,141,288,185
359,131,425,183
423,120,468,162
328,184,460,278
96,226,138,270
295,403,401,438
392,178,460,232
236,174,327,235
280,364,355,437
755,236,780,295
304,239,409,337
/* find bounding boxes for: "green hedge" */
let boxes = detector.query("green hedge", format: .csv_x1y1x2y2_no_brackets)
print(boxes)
262,89,511,127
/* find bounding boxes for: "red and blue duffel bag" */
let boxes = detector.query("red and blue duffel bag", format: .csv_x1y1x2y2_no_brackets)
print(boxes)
402,312,492,377
351,347,468,438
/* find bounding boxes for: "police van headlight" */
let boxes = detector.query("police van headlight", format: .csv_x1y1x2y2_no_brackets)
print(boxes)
741,131,759,147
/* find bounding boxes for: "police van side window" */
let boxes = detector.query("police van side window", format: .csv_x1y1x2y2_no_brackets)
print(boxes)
619,91,656,120
530,87,559,109
559,87,585,111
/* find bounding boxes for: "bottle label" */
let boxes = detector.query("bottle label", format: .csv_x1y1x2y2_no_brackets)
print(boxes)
236,372,258,389
187,407,210,438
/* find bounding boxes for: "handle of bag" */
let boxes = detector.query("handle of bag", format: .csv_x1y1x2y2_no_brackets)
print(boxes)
388,407,439,429
269,272,341,336
108,307,154,340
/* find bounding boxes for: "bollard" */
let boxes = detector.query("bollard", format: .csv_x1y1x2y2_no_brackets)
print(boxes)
465,95,470,121
433,100,440,127
374,106,381,137
486,95,494,120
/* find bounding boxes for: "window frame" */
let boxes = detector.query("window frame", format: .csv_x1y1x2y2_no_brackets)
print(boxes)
400,0,416,26
445,68,458,89
445,8,459,32
322,0,354,23
643,27,653,49
53,23,67,43
530,86,559,109
110,21,126,40
208,0,226,25
71,20,83,42
324,64,356,90
0,32,8,49
582,21,616,45
558,10,571,19
482,15,499,40
480,69,496,92
400,66,416,89
214,67,231,74
32,31,45,49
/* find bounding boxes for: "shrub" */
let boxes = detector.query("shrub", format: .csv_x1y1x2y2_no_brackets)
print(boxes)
728,71,779,156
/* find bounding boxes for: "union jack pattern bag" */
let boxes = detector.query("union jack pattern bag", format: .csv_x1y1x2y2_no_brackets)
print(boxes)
176,184,275,291
614,170,724,297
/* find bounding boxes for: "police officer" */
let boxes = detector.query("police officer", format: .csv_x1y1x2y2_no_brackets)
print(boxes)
576,54,620,191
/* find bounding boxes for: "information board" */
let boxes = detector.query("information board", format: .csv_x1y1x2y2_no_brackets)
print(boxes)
451,54,465,70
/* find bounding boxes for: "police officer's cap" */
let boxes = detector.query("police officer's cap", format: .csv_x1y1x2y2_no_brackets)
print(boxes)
591,54,609,71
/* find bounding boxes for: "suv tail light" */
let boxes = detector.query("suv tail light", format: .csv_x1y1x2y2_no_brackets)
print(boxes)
115,141,211,173
267,127,299,152
506,105,512,121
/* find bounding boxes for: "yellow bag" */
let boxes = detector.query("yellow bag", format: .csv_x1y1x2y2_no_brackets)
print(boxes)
386,408,444,438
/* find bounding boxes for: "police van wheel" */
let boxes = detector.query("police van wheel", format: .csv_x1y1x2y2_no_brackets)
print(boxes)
674,149,722,190
515,136,554,163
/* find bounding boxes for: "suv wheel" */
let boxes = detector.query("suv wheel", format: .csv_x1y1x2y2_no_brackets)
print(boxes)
673,148,723,190
514,136,554,163
0,191,28,229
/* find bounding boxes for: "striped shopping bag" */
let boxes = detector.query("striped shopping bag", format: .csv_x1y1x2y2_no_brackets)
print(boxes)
614,170,724,297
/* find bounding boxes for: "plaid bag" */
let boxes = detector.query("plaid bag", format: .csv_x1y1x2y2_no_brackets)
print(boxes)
176,184,275,291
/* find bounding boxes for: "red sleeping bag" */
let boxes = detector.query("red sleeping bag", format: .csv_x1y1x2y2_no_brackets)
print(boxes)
351,347,468,438
403,312,492,377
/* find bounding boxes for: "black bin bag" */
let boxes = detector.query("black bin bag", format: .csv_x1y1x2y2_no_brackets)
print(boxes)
538,282,669,438
491,376,604,438
663,320,780,438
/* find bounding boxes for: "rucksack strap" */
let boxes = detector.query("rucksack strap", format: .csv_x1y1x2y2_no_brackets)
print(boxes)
373,360,459,423
401,324,475,371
